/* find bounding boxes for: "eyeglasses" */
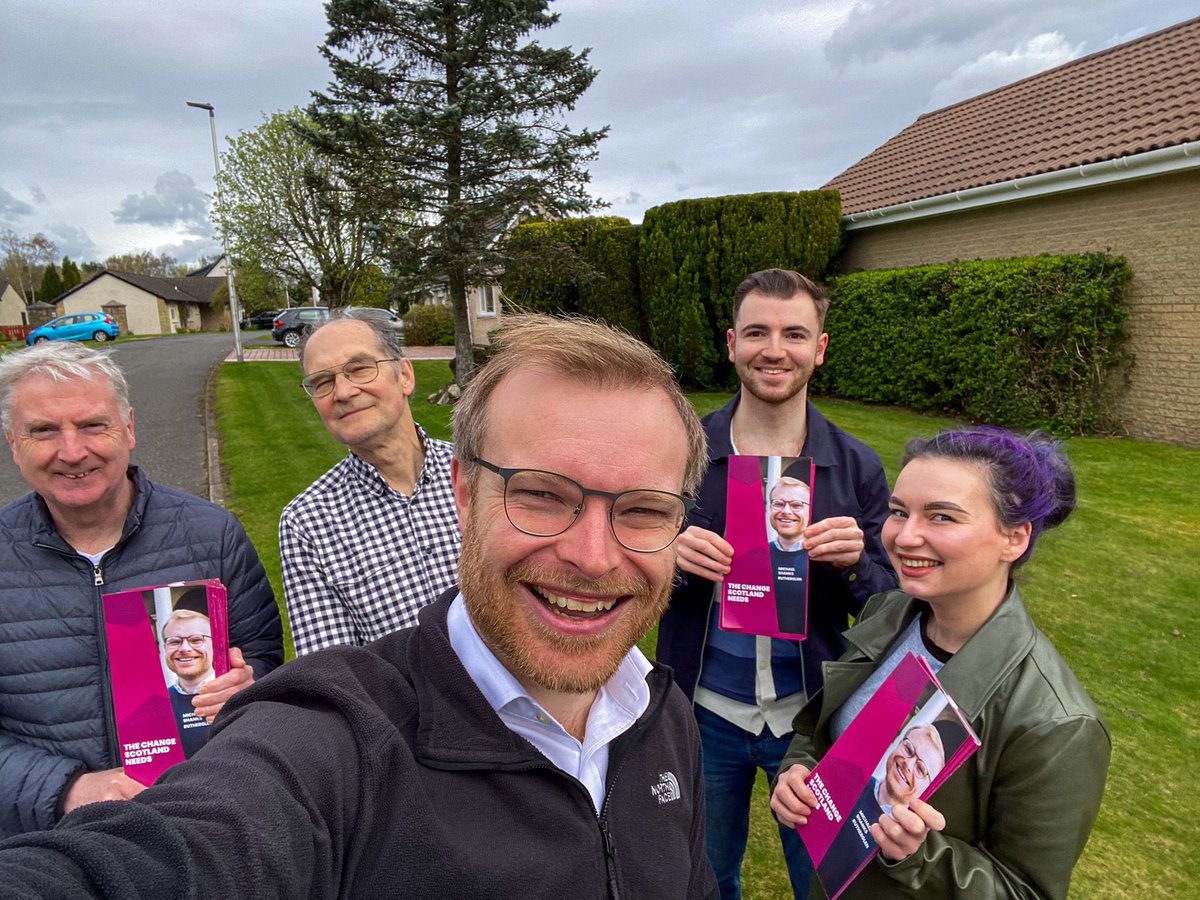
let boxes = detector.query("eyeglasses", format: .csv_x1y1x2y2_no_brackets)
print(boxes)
164,634,211,650
301,358,404,398
770,499,810,513
897,737,932,783
472,457,693,553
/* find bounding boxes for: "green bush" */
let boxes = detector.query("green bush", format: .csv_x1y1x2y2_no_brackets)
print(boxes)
817,253,1132,434
402,304,456,346
500,217,642,336
639,191,842,387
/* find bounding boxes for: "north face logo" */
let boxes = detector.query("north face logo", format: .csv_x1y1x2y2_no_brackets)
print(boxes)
651,771,681,805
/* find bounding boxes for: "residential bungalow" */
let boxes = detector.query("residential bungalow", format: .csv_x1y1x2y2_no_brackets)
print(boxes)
825,17,1200,447
52,269,226,335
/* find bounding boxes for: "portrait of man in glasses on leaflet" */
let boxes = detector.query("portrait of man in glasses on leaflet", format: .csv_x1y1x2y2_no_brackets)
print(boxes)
279,313,461,655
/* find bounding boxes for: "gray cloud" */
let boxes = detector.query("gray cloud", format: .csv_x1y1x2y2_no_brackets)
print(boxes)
825,0,1064,65
156,236,223,268
0,187,33,219
927,32,1085,110
47,223,98,261
113,171,211,232
30,186,47,204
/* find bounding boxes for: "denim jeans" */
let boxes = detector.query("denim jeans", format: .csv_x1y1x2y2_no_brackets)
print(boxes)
696,705,814,900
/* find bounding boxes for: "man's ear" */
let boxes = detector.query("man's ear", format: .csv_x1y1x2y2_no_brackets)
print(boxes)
450,457,471,526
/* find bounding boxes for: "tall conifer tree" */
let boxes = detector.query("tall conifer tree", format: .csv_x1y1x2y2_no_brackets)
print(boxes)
308,0,606,381
60,256,82,292
38,264,63,304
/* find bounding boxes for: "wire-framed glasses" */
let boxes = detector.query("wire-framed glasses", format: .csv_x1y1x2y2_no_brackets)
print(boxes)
472,457,693,553
163,634,211,651
301,358,404,398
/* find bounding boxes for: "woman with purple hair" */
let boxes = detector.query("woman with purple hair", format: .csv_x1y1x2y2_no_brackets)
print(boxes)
771,427,1111,899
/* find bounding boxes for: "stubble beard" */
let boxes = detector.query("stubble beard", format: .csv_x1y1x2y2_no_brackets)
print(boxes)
737,359,813,406
458,520,671,694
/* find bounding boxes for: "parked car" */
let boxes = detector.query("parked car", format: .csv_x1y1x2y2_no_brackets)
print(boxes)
271,307,330,348
345,306,405,340
26,312,121,346
240,308,282,330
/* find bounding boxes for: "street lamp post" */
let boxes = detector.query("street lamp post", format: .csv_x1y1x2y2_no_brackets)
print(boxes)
186,100,243,362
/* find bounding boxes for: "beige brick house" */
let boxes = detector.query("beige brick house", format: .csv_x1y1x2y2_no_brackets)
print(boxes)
53,270,226,335
826,17,1200,447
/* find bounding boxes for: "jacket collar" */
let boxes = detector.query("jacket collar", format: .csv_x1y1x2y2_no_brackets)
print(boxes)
815,584,1036,737
409,592,672,769
704,391,842,471
30,465,149,552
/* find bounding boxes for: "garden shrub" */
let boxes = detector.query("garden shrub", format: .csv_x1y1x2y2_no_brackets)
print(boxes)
402,304,456,346
817,253,1132,434
639,191,842,387
500,217,642,336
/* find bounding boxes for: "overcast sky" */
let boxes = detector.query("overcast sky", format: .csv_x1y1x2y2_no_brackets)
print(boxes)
1,0,1194,266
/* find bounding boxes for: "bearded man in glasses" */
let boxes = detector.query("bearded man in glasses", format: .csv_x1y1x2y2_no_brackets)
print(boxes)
0,314,718,900
281,313,460,655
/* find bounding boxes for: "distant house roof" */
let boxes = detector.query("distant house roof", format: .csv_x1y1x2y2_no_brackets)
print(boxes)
53,270,223,306
186,255,227,278
826,16,1200,217
108,272,223,304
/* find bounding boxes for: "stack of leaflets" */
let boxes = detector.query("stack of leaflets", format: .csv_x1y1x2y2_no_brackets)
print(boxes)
798,652,980,899
720,454,814,640
101,579,229,786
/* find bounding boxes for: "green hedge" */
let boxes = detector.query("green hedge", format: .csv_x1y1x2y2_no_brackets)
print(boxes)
402,304,456,346
818,253,1132,434
639,191,842,387
500,217,642,336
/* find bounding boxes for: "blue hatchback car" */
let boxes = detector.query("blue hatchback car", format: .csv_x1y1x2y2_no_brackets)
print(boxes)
26,312,121,345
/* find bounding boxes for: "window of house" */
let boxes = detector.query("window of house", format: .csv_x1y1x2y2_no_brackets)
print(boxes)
478,284,497,317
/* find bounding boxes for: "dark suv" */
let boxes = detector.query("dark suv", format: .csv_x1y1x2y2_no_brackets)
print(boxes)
271,307,330,348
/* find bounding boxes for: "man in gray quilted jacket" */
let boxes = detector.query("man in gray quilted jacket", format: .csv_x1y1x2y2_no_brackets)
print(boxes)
0,342,282,837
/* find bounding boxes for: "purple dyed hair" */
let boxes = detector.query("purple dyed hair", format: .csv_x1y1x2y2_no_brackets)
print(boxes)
901,426,1076,566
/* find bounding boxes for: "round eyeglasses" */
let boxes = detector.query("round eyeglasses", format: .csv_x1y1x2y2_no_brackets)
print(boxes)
301,358,404,398
472,457,693,553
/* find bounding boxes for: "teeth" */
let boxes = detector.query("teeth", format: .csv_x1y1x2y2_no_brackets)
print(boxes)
900,557,939,568
539,588,615,613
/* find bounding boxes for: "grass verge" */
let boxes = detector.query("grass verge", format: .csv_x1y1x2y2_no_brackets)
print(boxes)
216,361,1198,899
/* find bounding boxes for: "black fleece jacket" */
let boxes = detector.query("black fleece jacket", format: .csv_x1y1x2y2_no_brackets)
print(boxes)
0,596,717,900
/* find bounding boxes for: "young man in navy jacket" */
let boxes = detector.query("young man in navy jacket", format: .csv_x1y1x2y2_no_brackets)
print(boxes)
656,269,897,900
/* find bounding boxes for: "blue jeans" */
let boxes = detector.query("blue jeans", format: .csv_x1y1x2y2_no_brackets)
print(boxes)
696,705,814,900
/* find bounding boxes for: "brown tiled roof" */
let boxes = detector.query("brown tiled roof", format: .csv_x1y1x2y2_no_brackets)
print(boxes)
826,17,1200,215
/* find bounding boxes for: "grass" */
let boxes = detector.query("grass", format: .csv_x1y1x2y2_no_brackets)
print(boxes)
215,361,1198,899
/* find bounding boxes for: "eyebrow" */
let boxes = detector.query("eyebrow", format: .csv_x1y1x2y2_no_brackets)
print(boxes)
888,497,971,514
738,321,812,335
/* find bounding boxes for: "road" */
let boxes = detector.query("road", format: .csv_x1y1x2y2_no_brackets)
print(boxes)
0,333,243,507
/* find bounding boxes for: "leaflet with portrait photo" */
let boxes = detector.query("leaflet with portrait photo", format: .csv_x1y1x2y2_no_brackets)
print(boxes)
720,454,814,640
799,652,980,900
100,579,229,786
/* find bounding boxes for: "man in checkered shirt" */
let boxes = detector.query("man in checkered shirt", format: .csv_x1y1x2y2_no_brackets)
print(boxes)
279,314,461,655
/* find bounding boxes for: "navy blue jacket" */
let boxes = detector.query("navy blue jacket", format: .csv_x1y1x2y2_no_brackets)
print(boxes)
657,394,897,704
0,467,283,837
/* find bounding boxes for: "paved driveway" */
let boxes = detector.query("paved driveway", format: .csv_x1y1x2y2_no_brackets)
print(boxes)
0,334,238,507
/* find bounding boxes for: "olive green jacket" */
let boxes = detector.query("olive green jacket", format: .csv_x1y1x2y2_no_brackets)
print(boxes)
780,585,1111,899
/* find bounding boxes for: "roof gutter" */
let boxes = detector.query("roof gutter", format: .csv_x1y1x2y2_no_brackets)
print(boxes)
842,140,1200,231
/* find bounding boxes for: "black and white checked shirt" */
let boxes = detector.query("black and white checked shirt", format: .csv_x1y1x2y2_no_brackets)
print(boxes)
279,429,461,655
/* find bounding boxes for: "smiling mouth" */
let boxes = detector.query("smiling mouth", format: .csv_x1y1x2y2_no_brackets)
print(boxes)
899,556,940,569
894,758,910,788
529,584,621,618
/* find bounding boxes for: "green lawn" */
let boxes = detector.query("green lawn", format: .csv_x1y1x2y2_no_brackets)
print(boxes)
215,360,1198,899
